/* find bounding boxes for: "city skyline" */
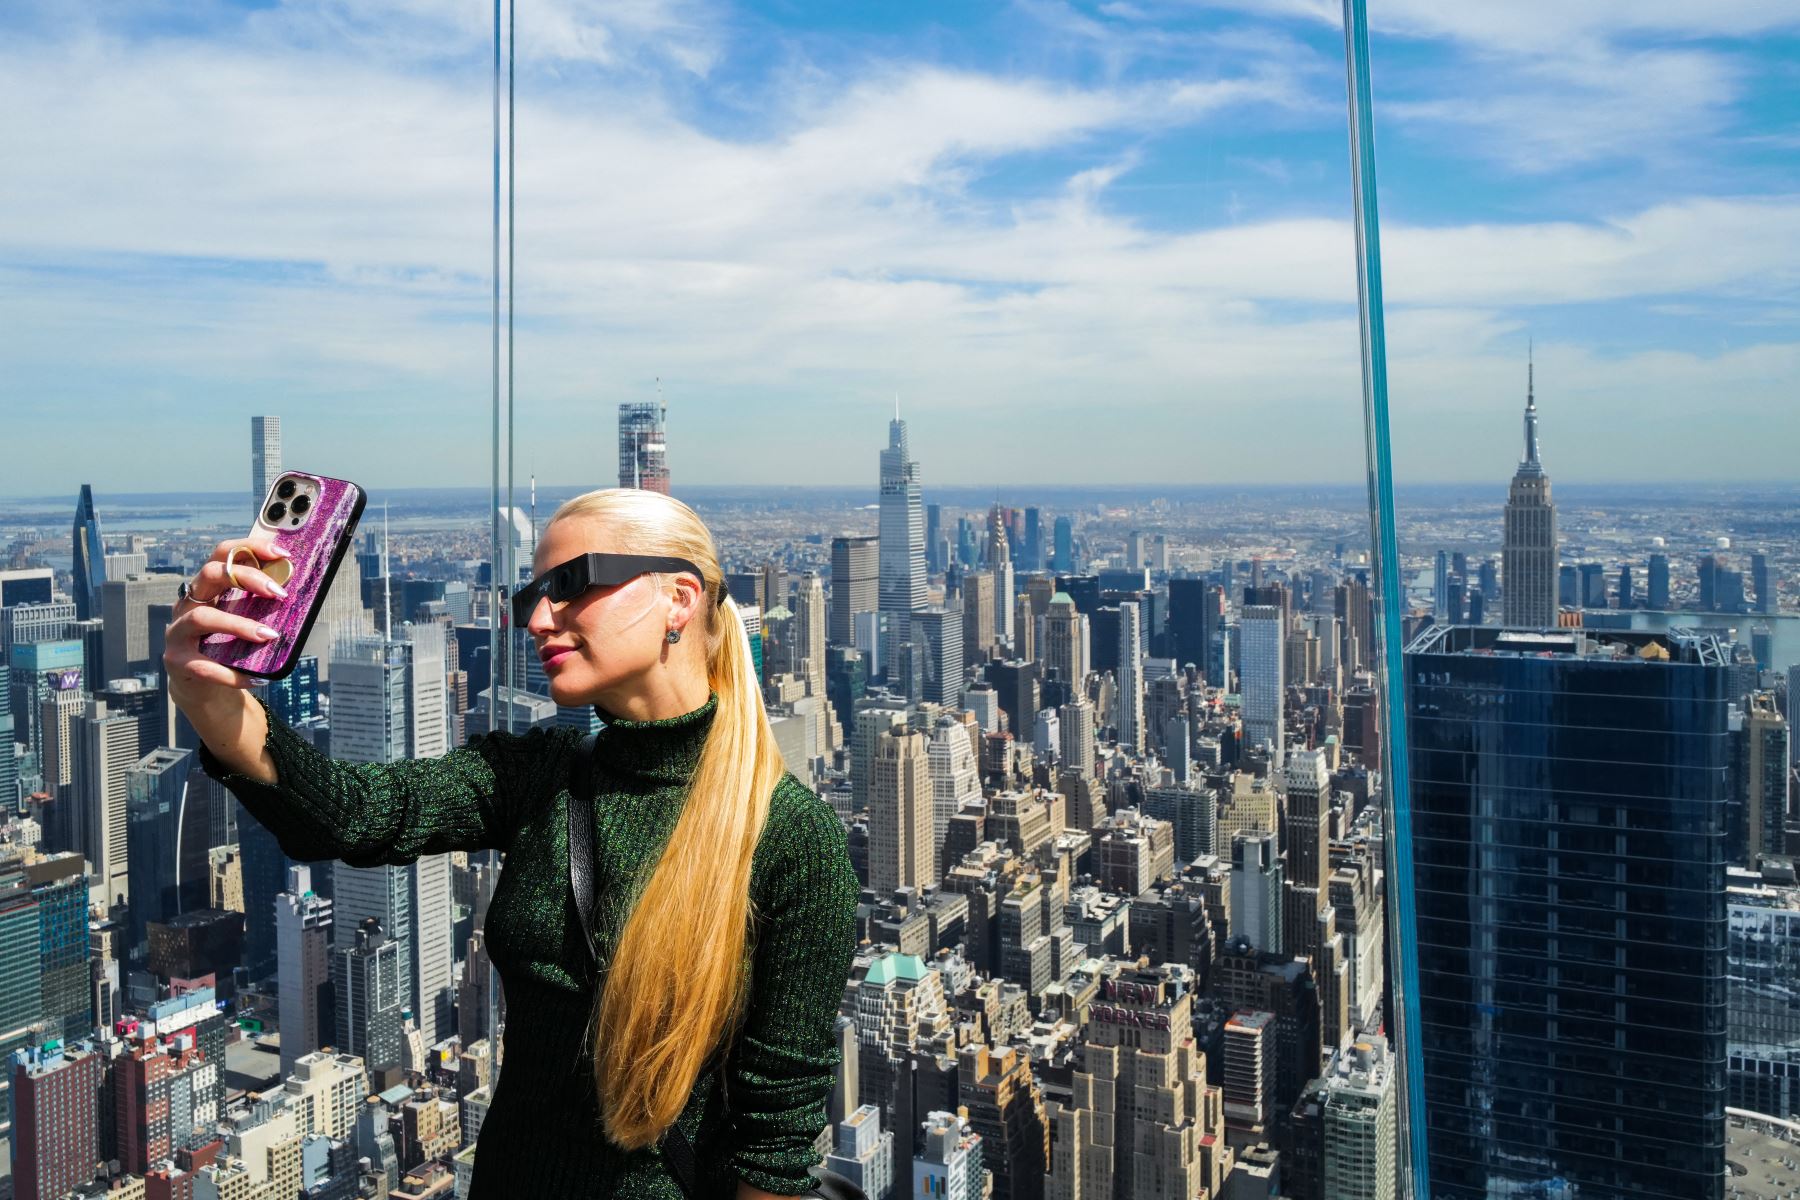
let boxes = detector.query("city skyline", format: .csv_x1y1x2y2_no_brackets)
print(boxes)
3,2,1799,1193
2,3,1796,493
0,400,1795,1198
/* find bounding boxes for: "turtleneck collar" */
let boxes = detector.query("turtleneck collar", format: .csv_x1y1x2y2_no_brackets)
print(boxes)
591,690,719,786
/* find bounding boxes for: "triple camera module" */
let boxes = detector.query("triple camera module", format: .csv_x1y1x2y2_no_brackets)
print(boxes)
263,474,318,528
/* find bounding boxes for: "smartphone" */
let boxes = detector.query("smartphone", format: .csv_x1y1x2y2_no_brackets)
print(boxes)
199,471,367,681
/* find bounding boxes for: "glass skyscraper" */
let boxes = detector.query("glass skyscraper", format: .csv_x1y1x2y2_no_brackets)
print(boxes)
1405,625,1730,1199
877,411,927,683
1726,868,1800,1119
70,484,106,623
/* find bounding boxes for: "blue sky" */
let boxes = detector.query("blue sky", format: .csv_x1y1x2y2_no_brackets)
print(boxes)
2,0,1796,495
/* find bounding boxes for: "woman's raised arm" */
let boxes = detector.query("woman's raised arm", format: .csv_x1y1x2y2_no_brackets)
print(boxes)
196,690,567,867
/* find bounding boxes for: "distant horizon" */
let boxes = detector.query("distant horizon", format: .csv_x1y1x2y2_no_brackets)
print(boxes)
6,478,1800,509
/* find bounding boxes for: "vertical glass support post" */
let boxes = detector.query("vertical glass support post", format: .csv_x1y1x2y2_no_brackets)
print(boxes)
489,0,515,733
1341,1,1428,1194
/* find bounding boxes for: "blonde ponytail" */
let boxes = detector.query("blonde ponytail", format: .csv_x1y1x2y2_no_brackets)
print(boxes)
546,488,787,1151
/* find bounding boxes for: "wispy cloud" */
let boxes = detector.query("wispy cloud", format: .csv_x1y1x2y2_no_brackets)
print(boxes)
0,0,1794,491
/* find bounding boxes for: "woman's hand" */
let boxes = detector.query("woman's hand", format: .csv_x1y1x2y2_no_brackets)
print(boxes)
163,533,292,702
162,534,293,786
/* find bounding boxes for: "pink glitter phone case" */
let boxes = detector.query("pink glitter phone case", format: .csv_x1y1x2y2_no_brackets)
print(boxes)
199,472,366,681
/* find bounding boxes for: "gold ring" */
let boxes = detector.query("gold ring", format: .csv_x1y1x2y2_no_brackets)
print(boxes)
224,545,262,592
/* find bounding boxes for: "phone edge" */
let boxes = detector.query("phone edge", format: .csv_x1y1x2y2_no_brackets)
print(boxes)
243,482,369,683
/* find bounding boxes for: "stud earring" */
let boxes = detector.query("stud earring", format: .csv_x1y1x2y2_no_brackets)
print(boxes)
665,628,681,644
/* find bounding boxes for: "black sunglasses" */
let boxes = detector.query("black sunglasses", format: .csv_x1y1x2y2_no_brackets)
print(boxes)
510,552,723,626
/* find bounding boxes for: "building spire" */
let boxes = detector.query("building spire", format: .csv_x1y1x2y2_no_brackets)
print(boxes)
1522,341,1541,469
382,499,392,639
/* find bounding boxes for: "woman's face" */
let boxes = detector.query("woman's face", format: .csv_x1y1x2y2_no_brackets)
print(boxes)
524,518,691,708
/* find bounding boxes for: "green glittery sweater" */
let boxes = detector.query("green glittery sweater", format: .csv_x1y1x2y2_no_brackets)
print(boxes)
196,688,860,1198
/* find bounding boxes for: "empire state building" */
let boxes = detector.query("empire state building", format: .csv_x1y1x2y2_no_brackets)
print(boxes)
1502,355,1558,628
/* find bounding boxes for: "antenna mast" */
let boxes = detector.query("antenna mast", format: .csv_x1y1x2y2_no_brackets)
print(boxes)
382,500,392,639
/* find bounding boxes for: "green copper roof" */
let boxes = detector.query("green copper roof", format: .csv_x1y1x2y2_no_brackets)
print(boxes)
865,952,928,986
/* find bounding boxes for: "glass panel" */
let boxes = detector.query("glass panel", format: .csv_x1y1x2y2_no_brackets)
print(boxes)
1367,4,1798,1198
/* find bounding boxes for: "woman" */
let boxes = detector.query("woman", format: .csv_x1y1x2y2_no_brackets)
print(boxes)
166,486,861,1199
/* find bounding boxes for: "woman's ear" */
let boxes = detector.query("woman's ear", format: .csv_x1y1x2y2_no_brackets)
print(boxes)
670,573,703,633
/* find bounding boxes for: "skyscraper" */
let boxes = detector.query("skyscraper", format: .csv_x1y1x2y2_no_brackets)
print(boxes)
829,535,879,646
1502,355,1558,628
927,716,981,860
1752,552,1774,614
1321,1036,1396,1200
1042,591,1088,692
22,853,90,1044
911,604,963,708
1737,692,1789,867
1051,516,1074,574
617,400,670,492
1239,605,1285,766
124,746,208,960
1230,832,1282,955
1012,590,1034,664
1284,748,1330,896
0,855,44,1137
252,415,282,509
1115,600,1145,753
1405,625,1730,1199
794,571,829,699
868,726,933,895
1167,577,1221,676
76,697,140,913
10,1041,105,1200
330,631,453,1049
1648,552,1670,609
1045,962,1227,1200
1726,869,1800,1118
333,918,404,1075
70,485,107,623
277,865,335,1077
959,571,995,665
100,572,183,684
878,411,928,682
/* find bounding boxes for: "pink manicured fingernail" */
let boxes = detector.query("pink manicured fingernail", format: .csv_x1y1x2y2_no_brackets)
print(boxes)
271,583,289,599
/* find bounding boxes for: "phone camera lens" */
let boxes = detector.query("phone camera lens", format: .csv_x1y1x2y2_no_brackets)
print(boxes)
291,493,311,515
276,479,297,499
266,502,287,523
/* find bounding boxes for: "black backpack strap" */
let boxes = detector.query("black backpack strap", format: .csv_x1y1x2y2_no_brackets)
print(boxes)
568,732,599,963
661,1120,703,1198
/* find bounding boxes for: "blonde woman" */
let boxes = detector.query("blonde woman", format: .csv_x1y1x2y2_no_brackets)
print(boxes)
166,487,860,1198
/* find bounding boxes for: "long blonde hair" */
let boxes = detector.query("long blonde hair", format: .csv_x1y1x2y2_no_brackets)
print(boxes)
546,487,786,1150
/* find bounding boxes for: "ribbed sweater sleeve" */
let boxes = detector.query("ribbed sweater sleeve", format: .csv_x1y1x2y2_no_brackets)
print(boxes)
195,691,560,867
725,776,862,1195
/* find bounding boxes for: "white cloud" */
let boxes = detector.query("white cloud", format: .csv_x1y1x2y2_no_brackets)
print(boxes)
1177,0,1800,171
0,2,1794,491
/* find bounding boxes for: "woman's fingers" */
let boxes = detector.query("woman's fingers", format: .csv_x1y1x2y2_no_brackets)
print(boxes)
190,555,285,604
180,655,263,690
225,560,288,599
213,535,289,563
179,601,281,646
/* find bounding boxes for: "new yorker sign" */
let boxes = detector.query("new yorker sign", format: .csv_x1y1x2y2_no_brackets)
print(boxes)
1094,978,1171,1029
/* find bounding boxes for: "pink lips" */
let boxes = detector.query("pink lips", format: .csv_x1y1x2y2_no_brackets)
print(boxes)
543,650,577,670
